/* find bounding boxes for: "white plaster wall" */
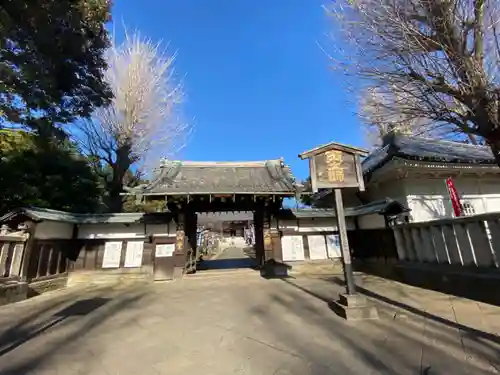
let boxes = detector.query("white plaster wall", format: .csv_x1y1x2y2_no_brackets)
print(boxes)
77,223,144,239
298,218,337,232
357,214,386,229
485,197,500,212
365,180,408,207
278,218,355,232
34,221,74,239
279,219,299,231
146,223,174,237
402,177,500,222
281,232,342,262
77,221,175,239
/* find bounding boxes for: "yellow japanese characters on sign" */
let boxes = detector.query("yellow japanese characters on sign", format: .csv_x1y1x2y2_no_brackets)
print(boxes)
176,231,184,251
325,150,345,182
264,230,272,248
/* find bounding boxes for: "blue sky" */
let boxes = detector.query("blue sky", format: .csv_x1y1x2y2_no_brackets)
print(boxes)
112,0,363,181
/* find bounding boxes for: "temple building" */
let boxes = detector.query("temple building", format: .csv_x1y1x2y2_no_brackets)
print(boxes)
312,134,500,223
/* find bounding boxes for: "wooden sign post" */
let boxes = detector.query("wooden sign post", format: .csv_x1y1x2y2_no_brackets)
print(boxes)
299,142,379,320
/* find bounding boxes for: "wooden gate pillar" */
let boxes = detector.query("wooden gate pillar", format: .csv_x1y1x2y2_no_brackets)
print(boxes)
270,215,283,262
173,212,186,279
184,208,198,274
255,205,277,265
263,210,273,262
253,207,265,266
173,207,198,278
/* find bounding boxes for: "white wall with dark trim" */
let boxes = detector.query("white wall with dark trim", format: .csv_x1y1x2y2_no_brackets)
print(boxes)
34,221,73,239
403,177,500,222
33,221,177,240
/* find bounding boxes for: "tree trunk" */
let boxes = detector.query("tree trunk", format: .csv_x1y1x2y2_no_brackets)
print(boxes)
483,121,500,167
489,140,500,168
106,175,124,213
467,133,478,145
105,144,133,213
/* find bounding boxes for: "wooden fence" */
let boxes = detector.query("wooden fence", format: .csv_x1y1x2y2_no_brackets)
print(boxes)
25,240,72,282
0,235,27,279
348,229,398,261
393,212,500,267
69,239,154,272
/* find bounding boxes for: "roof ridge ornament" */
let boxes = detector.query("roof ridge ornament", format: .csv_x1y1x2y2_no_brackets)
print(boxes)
264,159,298,192
147,160,183,190
265,160,282,180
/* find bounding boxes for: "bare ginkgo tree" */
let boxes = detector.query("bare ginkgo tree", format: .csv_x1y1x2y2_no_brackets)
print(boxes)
359,85,475,147
326,0,498,155
77,30,189,212
359,85,434,147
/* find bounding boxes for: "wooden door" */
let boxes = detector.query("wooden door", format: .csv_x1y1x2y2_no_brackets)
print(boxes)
153,239,175,281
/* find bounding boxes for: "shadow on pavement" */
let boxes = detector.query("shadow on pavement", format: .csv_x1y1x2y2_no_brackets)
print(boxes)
266,276,500,374
197,257,258,270
326,275,500,345
0,297,111,357
279,277,331,304
355,260,500,307
0,287,148,375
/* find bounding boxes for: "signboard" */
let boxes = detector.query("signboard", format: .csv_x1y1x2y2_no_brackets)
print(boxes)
307,235,328,260
102,241,122,268
299,141,368,297
176,231,184,252
124,241,144,268
312,150,359,190
326,234,341,258
264,230,272,248
156,244,175,258
281,235,305,261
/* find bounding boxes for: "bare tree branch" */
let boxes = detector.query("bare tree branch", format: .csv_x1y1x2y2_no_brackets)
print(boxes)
326,0,499,156
75,29,190,211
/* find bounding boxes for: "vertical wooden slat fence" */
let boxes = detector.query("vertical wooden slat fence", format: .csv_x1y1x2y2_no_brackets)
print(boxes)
393,212,500,268
26,240,69,281
348,228,398,261
0,235,27,279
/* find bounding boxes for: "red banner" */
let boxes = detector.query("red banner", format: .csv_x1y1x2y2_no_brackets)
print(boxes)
445,178,462,217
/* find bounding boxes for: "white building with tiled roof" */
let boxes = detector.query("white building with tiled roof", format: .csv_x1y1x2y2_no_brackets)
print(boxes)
309,134,500,224
361,134,500,222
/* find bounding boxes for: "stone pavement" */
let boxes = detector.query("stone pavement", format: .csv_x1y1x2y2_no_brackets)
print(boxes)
216,245,249,260
200,243,256,270
0,273,499,375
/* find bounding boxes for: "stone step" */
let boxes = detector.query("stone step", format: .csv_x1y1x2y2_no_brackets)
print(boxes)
184,268,260,280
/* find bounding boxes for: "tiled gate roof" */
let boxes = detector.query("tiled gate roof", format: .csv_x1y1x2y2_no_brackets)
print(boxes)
129,159,299,195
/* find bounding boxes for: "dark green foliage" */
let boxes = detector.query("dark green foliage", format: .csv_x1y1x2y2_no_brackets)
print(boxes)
0,131,102,214
122,198,164,213
299,177,314,206
298,177,333,208
0,0,112,132
90,163,143,213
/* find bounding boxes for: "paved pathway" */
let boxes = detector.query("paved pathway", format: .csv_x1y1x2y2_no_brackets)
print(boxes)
200,242,256,270
0,273,499,374
216,245,248,260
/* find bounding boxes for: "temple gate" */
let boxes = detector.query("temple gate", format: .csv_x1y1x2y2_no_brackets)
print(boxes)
125,159,301,279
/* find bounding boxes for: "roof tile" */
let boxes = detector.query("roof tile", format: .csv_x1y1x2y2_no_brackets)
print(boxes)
139,160,298,194
278,198,409,219
362,134,496,175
